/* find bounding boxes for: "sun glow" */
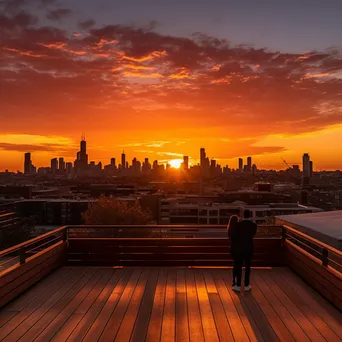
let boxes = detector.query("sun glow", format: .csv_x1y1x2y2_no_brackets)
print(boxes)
168,158,183,168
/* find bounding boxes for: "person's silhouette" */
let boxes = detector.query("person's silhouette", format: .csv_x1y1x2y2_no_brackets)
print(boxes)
228,209,257,291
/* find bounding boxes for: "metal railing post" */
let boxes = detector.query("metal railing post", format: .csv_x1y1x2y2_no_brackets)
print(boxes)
322,248,328,266
19,247,26,265
63,227,67,242
281,226,286,246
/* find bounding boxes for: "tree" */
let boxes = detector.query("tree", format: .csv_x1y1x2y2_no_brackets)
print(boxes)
82,196,151,225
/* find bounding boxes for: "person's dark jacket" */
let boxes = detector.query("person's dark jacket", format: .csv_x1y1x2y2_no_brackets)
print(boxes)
229,219,257,255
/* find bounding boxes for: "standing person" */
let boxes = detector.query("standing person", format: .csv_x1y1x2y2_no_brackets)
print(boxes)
227,215,239,287
229,209,257,291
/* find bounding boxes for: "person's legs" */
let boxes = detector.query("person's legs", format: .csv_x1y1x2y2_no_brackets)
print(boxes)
244,254,252,287
232,252,237,286
234,254,243,287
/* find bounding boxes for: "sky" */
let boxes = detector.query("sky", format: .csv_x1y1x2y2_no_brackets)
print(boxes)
1,0,342,171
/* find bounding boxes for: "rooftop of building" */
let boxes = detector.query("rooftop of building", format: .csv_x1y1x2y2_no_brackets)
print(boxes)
277,210,342,250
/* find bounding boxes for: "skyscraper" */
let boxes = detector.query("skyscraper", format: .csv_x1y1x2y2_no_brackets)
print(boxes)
66,162,73,174
302,153,310,178
24,153,31,174
302,153,311,186
183,156,189,170
111,158,116,167
59,157,65,172
238,158,243,171
51,158,58,174
247,156,252,171
74,134,88,171
200,148,206,167
309,160,313,177
121,151,126,169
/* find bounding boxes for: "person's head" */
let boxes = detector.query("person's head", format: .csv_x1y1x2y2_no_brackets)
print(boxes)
228,215,239,226
243,209,251,219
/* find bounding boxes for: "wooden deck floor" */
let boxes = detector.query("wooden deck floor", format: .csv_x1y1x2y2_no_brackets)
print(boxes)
0,267,341,342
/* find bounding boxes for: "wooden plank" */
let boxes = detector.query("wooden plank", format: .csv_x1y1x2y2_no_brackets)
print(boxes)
50,269,113,342
242,271,296,341
0,257,64,309
62,269,123,342
146,268,167,342
82,269,133,342
115,268,151,341
0,267,79,340
208,293,234,342
185,269,205,342
16,268,98,342
130,268,159,342
253,271,310,341
99,268,143,341
175,293,189,342
211,270,251,342
0,311,16,330
194,270,219,342
67,259,282,268
176,269,186,293
161,269,176,342
69,245,281,254
258,269,326,342
0,268,86,341
276,267,342,339
33,268,102,342
202,269,217,293
273,268,341,341
4,267,71,312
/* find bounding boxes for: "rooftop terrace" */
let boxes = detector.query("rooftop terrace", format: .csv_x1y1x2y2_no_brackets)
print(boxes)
0,224,341,341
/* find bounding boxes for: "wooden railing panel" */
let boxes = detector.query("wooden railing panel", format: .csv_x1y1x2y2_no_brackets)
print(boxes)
0,242,67,308
67,238,283,267
285,240,342,311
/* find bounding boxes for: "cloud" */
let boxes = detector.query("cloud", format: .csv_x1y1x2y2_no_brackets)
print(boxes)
78,19,96,30
0,134,76,153
1,10,342,143
46,8,71,21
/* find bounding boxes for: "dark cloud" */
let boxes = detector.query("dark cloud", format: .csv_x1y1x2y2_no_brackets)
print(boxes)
78,19,96,30
46,8,72,21
0,142,68,152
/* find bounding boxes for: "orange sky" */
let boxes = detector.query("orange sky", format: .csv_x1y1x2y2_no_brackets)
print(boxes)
1,2,342,171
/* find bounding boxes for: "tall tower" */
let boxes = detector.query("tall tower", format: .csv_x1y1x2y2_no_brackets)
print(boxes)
59,157,65,171
302,153,311,186
302,153,310,178
121,151,126,169
238,158,243,171
247,156,252,171
24,153,31,174
200,148,206,167
51,158,58,174
183,156,189,170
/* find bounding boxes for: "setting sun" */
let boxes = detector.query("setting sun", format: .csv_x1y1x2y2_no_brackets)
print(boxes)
168,159,183,168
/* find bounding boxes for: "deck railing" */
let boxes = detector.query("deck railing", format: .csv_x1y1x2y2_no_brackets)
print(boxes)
0,224,341,310
0,226,67,273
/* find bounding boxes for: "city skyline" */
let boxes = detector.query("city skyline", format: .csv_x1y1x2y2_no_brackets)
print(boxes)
23,137,258,174
1,1,342,171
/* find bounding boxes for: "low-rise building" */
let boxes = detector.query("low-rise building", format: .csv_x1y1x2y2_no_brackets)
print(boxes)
159,196,322,224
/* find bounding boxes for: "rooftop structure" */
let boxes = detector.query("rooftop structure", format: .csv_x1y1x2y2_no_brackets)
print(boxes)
277,210,342,251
